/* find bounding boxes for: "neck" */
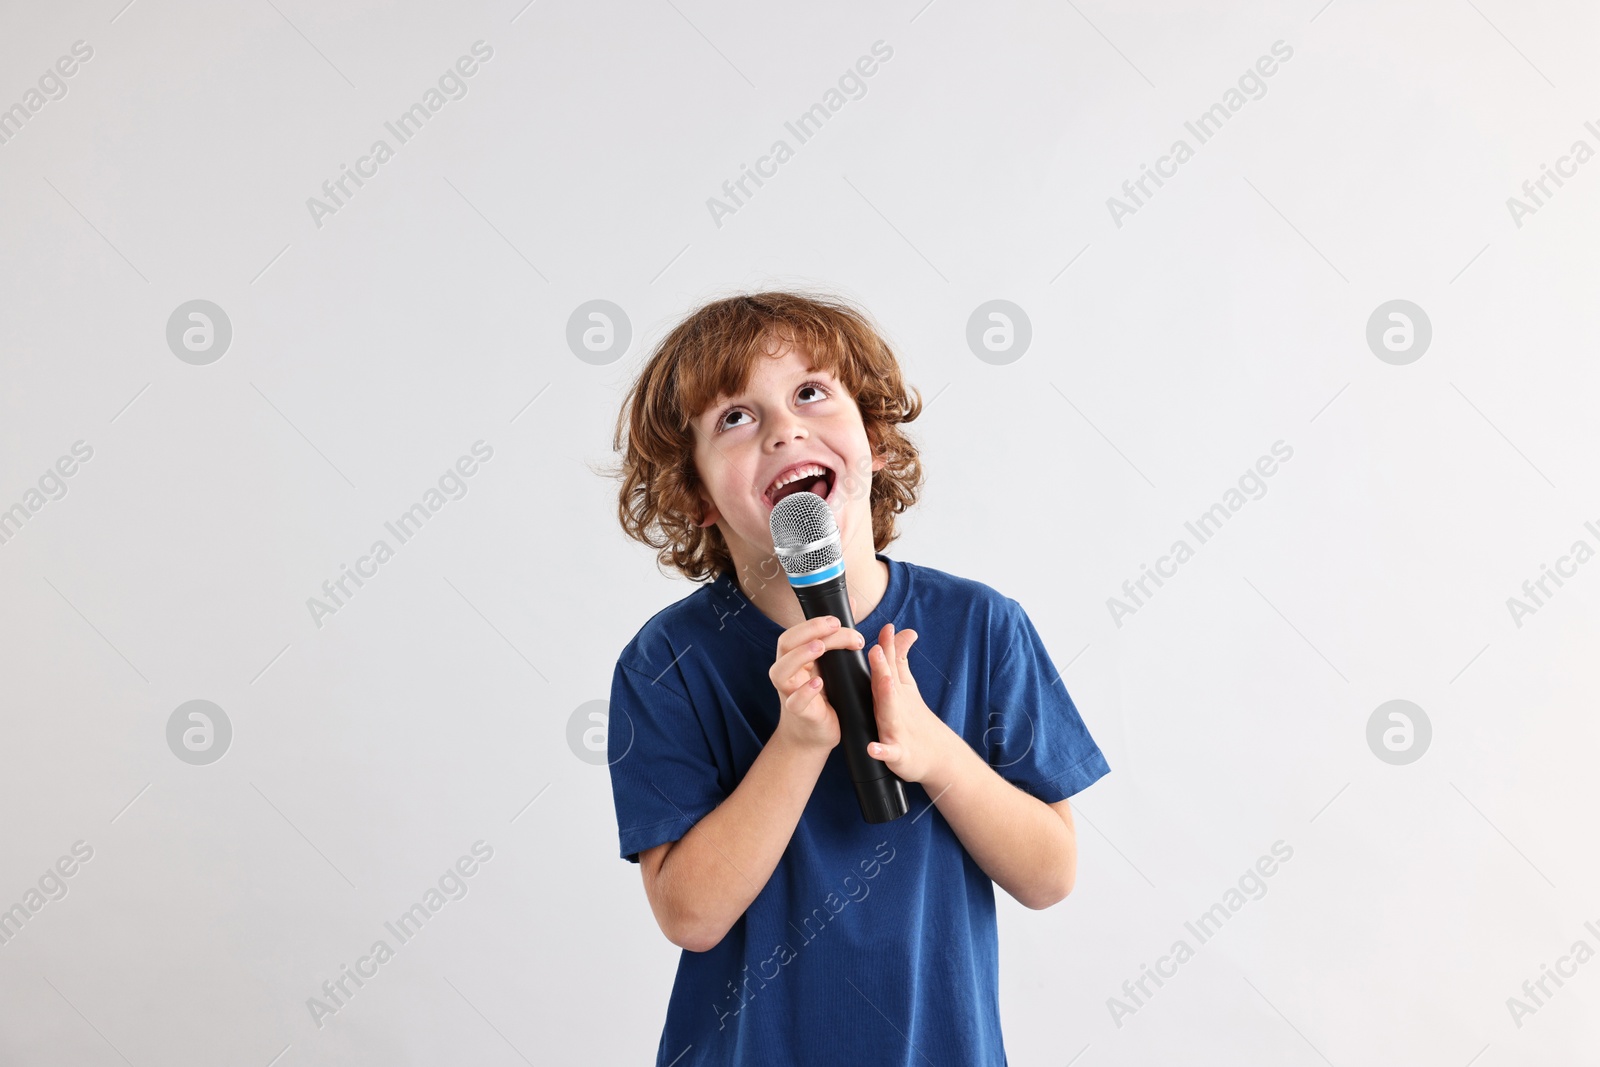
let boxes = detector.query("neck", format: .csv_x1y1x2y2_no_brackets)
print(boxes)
737,542,889,632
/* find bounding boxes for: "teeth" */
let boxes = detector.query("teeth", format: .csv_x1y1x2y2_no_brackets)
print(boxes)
768,464,827,498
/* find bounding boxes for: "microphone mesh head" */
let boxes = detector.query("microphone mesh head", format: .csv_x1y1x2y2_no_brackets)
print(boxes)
768,491,842,578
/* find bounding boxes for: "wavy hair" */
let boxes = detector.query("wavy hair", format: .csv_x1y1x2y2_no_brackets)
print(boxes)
607,290,924,583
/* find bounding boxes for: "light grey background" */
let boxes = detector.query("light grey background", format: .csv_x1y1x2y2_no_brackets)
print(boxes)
2,1,1597,1064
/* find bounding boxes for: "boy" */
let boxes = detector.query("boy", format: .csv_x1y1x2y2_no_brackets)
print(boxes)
606,291,1110,1066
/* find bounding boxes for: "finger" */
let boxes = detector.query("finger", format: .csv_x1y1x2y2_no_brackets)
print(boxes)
878,624,899,682
772,627,863,688
830,626,868,652
785,673,826,716
772,638,825,690
869,642,898,708
893,628,918,686
781,663,817,696
776,615,842,656
868,739,900,762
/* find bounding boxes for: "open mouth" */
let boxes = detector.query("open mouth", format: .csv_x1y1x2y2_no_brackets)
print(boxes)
764,463,836,508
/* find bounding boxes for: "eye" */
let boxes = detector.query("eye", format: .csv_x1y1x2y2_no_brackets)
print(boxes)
714,381,831,433
715,408,752,432
796,381,829,404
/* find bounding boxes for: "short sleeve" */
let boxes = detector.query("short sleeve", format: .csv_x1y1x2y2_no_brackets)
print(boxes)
606,659,728,863
984,600,1111,803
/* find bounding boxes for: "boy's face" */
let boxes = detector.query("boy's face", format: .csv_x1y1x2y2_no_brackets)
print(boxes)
690,338,885,576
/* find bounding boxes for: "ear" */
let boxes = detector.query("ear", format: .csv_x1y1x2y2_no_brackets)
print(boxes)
695,486,721,529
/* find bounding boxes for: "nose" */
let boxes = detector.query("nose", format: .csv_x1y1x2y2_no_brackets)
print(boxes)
764,406,806,451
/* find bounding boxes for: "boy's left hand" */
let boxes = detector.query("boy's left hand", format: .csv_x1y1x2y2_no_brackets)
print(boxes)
864,622,951,785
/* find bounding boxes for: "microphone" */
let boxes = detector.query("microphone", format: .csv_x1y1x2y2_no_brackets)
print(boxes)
769,490,909,824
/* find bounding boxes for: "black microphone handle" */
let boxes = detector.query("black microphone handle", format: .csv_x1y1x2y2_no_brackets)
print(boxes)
791,573,909,824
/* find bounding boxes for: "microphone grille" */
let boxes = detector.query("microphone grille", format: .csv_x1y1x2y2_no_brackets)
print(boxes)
768,491,842,578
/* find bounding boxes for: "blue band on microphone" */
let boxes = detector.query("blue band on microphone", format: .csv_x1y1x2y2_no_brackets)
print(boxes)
786,560,844,587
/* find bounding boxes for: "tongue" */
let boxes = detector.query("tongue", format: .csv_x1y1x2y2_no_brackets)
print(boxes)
775,476,828,504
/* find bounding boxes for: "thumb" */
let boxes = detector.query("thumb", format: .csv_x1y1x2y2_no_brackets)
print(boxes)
868,740,900,762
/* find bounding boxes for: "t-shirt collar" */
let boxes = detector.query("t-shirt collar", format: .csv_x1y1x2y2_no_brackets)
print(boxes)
713,552,909,645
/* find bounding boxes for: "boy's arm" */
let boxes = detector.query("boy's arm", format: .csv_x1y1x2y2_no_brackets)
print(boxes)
918,739,1078,909
639,726,830,952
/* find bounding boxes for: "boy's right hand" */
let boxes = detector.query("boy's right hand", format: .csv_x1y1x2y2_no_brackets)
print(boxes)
769,612,867,752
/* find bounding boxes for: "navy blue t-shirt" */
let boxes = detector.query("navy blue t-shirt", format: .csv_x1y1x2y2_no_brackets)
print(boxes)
607,552,1111,1067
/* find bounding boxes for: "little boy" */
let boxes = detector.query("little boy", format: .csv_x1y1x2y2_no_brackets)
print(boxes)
606,291,1111,1066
